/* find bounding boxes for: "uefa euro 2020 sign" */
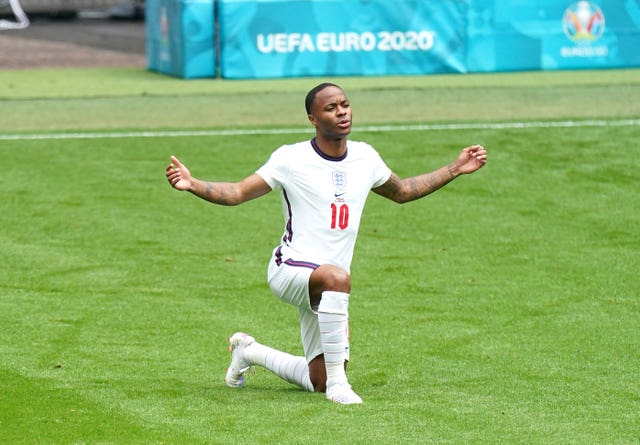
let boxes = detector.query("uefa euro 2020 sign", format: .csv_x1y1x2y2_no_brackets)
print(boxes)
559,1,611,61
148,0,640,79
562,1,605,43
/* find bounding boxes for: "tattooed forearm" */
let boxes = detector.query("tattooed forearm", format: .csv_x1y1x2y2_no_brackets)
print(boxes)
204,182,215,200
195,180,240,206
374,164,458,203
447,163,456,180
406,177,422,200
403,173,442,202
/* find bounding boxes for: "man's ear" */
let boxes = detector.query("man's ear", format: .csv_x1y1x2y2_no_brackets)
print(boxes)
307,114,316,127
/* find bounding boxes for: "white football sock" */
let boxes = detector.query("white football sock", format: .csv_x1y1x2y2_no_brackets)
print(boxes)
243,341,314,392
317,291,350,388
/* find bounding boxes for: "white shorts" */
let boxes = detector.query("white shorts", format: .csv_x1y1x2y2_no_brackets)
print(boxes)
267,245,323,363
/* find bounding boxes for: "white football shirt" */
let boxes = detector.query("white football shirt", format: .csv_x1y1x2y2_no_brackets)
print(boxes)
256,138,392,272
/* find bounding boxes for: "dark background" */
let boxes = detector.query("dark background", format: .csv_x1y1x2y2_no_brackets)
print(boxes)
0,10,146,69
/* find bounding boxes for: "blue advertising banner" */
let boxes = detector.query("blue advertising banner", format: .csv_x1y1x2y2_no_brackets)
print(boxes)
146,0,216,79
543,0,640,70
466,0,640,72
145,0,640,79
218,0,467,79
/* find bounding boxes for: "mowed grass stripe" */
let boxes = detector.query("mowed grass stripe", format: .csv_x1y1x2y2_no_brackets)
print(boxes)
1,118,639,141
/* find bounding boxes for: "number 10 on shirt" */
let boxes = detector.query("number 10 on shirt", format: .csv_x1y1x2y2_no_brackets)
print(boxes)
330,203,349,230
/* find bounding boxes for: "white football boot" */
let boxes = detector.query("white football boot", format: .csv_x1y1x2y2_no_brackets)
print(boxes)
224,332,255,388
326,383,363,405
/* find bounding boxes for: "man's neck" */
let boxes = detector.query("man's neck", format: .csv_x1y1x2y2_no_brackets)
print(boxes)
314,135,347,158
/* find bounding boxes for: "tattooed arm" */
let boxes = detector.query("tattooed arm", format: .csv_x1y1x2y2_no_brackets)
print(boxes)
166,155,271,206
372,145,487,204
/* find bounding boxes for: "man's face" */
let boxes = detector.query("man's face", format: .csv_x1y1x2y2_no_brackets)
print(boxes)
308,86,352,139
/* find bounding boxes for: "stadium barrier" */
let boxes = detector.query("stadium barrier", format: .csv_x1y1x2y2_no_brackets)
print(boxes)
146,0,640,79
146,0,215,78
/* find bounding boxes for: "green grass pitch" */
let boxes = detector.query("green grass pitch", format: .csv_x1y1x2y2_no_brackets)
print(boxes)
0,68,639,444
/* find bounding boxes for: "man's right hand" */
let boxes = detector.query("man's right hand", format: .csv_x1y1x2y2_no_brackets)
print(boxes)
166,155,192,191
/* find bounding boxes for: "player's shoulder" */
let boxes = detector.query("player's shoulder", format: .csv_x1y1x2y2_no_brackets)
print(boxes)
271,140,312,158
346,139,380,157
277,140,312,151
348,139,377,149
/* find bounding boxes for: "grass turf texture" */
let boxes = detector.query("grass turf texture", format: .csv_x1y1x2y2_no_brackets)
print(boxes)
1,69,639,443
0,68,639,131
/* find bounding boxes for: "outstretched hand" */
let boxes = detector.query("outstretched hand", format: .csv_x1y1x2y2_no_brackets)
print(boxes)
166,155,192,191
453,145,487,175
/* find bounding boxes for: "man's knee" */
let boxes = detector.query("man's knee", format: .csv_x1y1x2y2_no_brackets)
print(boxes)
325,267,351,291
310,265,351,293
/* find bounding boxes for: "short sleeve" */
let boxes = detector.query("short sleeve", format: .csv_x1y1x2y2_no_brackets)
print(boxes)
369,147,393,188
255,145,289,190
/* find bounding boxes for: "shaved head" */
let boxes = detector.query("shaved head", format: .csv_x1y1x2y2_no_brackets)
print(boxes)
305,82,342,114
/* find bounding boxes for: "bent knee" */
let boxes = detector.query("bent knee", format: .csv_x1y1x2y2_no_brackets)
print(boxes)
313,265,351,292
309,265,351,308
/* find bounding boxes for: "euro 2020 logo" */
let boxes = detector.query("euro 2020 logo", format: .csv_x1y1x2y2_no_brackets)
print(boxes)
562,1,605,43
